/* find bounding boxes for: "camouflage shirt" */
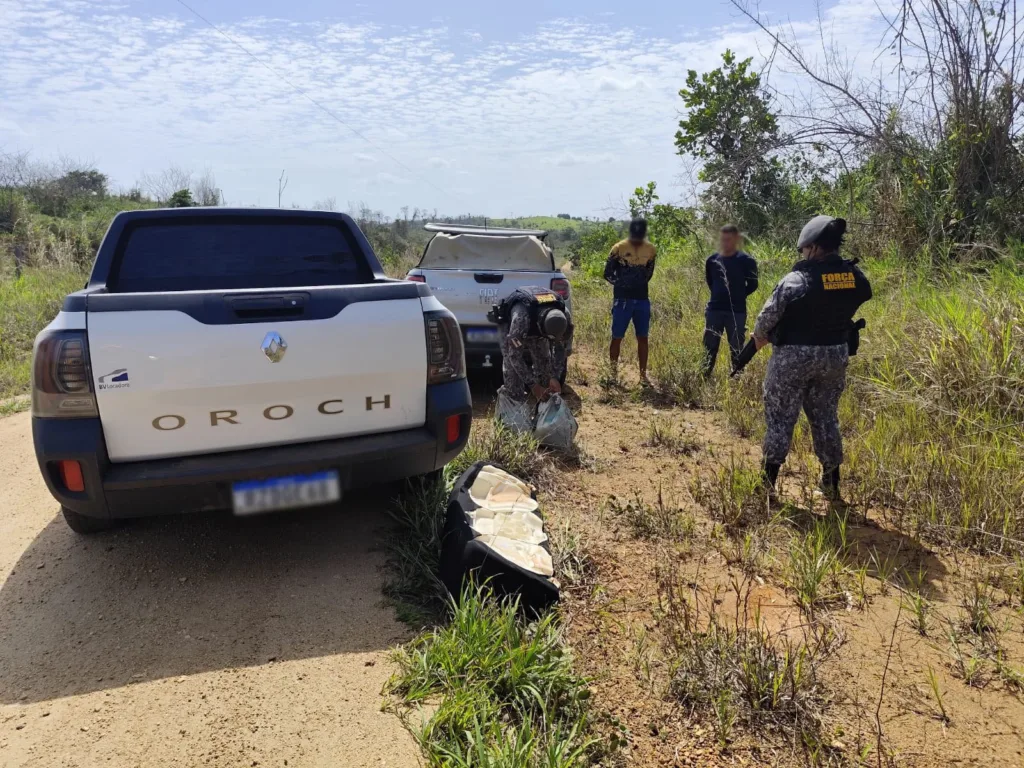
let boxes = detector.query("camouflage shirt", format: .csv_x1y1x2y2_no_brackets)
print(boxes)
753,271,811,342
499,303,556,392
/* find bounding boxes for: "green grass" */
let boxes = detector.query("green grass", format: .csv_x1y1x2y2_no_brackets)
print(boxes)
490,216,596,233
0,268,88,401
607,487,695,541
388,584,602,767
690,457,770,531
383,424,607,766
447,421,545,482
661,577,834,755
549,517,597,590
383,476,452,624
572,235,1024,555
787,517,849,618
644,415,702,455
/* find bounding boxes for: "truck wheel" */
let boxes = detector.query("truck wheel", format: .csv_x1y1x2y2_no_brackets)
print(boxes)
406,469,444,492
61,506,116,534
419,469,444,486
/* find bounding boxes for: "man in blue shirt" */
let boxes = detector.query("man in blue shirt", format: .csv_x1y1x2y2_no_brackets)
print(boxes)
703,224,758,376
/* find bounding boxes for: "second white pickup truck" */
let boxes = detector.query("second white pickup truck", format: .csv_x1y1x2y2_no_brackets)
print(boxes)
406,223,572,376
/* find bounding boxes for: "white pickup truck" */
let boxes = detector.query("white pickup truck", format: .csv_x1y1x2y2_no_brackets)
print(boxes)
406,223,572,376
31,208,472,533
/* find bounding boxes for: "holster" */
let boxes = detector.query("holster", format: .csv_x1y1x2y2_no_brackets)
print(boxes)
848,318,867,356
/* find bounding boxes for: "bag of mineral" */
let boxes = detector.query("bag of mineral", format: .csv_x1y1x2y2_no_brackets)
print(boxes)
439,461,559,614
495,389,535,433
534,394,577,450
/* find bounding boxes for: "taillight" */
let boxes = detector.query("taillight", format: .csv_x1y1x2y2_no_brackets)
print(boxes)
32,330,99,418
59,460,86,492
446,414,461,444
551,277,570,299
424,310,466,384
407,274,426,283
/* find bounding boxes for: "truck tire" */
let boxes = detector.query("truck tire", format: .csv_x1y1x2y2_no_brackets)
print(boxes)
61,506,116,534
418,469,444,487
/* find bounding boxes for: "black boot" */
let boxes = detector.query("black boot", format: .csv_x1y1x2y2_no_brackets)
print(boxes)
761,460,781,500
821,466,841,502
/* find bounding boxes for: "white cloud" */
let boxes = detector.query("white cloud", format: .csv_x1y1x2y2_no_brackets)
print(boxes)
0,0,898,215
553,152,616,167
597,75,648,92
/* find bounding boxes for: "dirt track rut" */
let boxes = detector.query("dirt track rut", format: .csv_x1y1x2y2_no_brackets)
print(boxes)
0,412,420,767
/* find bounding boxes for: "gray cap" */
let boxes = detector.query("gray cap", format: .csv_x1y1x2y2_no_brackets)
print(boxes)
797,215,837,249
541,308,568,339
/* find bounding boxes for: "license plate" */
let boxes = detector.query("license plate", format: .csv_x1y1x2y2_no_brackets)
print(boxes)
466,328,499,343
231,470,341,516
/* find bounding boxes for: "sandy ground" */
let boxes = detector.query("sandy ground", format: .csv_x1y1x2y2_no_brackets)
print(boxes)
0,412,420,768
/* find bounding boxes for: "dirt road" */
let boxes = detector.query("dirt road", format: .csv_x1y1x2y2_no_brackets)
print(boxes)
0,412,420,768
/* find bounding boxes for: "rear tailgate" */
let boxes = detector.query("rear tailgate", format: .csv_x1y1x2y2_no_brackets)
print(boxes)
418,268,560,328
414,232,559,334
86,216,427,462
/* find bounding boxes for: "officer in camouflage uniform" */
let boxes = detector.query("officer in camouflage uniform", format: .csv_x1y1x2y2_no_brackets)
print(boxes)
492,287,571,405
752,216,872,500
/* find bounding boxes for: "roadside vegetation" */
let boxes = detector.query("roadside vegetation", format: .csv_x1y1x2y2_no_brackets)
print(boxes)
389,584,601,768
382,425,613,767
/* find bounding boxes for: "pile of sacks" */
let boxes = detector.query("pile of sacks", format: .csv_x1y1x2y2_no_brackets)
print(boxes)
495,392,578,451
439,462,559,613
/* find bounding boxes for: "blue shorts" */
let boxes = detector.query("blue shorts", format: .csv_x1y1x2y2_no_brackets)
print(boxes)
611,299,651,339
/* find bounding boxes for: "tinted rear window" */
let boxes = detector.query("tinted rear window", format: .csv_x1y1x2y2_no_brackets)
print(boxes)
111,219,371,292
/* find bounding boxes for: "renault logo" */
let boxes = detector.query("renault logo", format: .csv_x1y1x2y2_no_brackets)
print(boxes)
261,331,287,363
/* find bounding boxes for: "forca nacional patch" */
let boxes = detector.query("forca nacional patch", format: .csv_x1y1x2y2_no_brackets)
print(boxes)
822,271,857,290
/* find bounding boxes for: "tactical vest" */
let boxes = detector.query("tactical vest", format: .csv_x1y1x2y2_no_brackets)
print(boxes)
775,256,870,347
488,286,567,338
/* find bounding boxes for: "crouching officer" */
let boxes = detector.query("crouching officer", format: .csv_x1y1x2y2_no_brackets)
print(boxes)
751,216,872,501
489,287,571,405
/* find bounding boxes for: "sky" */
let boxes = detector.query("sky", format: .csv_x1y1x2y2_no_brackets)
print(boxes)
0,0,893,217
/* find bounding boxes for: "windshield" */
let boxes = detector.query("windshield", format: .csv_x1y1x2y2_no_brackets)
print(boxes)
419,233,554,271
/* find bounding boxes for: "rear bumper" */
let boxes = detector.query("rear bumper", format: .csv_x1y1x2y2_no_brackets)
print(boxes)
460,326,573,370
460,325,501,369
32,379,472,520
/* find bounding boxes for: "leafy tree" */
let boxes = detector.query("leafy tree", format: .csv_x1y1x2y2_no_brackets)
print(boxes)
676,50,793,235
629,182,658,219
628,181,696,246
167,189,196,208
58,170,107,198
675,50,778,165
569,222,622,277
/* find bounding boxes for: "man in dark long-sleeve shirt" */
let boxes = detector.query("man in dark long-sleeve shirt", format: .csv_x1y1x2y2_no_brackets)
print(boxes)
703,224,758,376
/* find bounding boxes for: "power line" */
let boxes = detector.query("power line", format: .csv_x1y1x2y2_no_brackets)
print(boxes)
172,0,465,207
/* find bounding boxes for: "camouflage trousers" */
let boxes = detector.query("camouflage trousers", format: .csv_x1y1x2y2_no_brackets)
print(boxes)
762,344,848,470
498,370,532,404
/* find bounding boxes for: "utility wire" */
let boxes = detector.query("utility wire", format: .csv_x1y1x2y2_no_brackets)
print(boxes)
173,0,465,207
